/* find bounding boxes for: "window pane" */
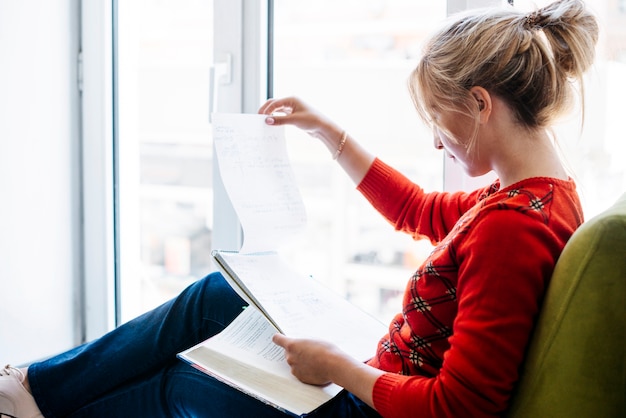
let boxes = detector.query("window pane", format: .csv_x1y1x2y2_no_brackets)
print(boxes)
273,0,447,322
117,0,214,322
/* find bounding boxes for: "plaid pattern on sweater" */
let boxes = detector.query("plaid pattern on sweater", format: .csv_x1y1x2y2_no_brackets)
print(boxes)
357,158,583,418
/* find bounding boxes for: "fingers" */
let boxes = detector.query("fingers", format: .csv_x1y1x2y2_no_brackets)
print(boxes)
272,334,298,366
271,335,335,386
258,97,311,127
272,333,290,348
258,96,334,139
258,97,299,116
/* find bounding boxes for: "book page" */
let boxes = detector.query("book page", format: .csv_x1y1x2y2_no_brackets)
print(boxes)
178,306,342,415
212,113,307,254
206,112,386,411
215,251,387,363
200,304,286,372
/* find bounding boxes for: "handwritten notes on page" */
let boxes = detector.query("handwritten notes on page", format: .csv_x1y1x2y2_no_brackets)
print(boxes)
188,114,382,414
212,113,307,254
215,251,387,363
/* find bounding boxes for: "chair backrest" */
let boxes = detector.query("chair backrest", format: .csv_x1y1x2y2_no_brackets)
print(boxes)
506,193,626,418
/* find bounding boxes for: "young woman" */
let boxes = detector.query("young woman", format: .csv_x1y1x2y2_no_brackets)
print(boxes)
1,1,598,417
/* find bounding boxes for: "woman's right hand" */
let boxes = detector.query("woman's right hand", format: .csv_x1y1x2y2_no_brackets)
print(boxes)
258,97,342,145
258,96,376,184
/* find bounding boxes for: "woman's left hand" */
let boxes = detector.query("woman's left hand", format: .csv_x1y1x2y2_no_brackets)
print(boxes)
272,334,344,386
273,333,385,410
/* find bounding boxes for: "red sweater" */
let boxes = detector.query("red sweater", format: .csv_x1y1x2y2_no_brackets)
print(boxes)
357,159,583,418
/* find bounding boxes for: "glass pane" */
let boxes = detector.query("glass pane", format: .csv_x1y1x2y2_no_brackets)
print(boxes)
117,0,214,322
272,0,447,322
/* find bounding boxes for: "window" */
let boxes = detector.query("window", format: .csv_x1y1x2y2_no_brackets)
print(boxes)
116,0,216,322
114,0,625,329
271,0,447,321
115,0,268,323
115,0,446,324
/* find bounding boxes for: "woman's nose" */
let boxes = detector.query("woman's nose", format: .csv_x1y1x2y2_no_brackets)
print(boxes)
433,133,444,150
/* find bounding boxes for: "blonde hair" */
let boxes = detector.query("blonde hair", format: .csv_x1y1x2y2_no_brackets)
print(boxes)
409,0,598,145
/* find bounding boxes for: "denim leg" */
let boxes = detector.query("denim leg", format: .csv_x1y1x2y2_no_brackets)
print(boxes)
65,361,377,418
163,361,295,418
160,362,381,418
63,361,293,418
304,392,381,418
29,272,248,418
65,364,172,418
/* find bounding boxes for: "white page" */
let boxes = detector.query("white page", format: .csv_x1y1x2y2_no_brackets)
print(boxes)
199,306,290,373
180,306,342,415
212,113,307,254
217,251,387,363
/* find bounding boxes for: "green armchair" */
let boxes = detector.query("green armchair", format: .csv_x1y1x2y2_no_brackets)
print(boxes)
507,193,626,417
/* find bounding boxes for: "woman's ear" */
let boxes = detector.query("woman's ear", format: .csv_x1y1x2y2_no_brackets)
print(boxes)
470,86,492,124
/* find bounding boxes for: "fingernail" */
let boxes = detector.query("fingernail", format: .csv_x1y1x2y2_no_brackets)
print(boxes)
265,117,275,125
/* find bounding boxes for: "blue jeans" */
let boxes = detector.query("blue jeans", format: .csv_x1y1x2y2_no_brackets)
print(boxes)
28,273,381,418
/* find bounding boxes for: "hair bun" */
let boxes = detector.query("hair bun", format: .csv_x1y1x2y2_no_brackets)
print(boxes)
524,10,543,30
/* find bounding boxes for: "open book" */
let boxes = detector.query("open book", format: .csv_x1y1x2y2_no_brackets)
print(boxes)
178,113,387,415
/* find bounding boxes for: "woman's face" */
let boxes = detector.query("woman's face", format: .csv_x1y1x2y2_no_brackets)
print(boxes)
432,109,490,177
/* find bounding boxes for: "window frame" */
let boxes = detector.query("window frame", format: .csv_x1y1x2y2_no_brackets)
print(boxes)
81,0,269,336
81,0,116,340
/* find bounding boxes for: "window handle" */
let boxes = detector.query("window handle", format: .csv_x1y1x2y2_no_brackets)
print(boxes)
209,52,232,122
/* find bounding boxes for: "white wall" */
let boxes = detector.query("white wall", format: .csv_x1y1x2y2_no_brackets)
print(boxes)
0,0,81,364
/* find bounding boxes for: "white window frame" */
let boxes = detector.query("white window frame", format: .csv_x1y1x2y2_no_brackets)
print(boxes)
81,0,116,341
211,0,269,252
80,0,268,338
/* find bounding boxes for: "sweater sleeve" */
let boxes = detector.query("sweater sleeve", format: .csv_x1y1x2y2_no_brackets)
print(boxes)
356,158,481,244
371,208,562,418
